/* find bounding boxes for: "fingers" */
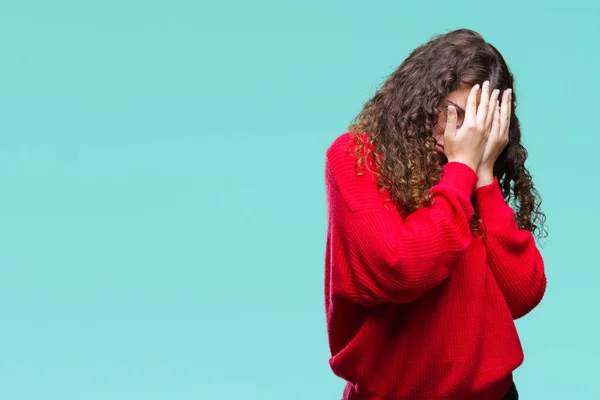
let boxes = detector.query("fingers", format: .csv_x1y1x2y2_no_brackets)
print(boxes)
499,88,512,137
485,88,501,129
489,99,501,139
506,89,512,130
463,83,480,126
444,105,457,138
476,81,492,128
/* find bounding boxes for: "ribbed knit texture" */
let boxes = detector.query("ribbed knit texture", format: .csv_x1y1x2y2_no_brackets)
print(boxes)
324,132,546,400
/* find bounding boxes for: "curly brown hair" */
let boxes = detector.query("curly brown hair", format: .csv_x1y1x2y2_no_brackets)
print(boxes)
348,28,547,240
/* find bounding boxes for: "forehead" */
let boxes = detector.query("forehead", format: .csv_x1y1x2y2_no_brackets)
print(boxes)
446,87,482,110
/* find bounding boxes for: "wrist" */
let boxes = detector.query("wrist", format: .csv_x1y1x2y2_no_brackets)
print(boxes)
446,156,478,173
472,176,512,219
475,166,494,188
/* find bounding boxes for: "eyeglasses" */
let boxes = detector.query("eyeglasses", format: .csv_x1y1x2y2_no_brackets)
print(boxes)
436,103,465,130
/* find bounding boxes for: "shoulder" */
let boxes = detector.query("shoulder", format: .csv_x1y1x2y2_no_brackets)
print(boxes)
325,131,360,172
325,132,393,213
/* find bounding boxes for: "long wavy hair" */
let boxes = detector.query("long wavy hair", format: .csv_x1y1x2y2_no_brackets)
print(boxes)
348,28,547,240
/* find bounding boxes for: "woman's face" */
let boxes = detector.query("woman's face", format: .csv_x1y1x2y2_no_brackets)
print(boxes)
432,86,482,153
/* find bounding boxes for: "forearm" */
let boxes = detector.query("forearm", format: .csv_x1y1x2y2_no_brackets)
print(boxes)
344,162,478,305
472,177,547,318
482,220,546,319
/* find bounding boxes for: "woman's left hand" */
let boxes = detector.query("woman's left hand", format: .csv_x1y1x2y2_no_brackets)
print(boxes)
476,87,512,187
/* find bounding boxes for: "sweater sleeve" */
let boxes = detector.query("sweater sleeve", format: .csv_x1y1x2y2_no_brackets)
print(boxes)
472,177,547,319
340,161,478,305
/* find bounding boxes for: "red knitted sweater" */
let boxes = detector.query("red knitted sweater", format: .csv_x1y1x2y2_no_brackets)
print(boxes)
324,132,546,400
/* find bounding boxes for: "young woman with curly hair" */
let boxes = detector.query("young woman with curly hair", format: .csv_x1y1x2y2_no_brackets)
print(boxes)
324,28,547,400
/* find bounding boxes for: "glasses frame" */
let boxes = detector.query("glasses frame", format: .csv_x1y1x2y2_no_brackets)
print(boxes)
436,102,466,130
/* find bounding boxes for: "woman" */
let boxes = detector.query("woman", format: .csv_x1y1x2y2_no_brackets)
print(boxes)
324,28,547,399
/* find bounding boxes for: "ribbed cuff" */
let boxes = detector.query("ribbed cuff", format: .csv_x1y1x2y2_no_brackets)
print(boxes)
438,161,479,200
472,177,511,218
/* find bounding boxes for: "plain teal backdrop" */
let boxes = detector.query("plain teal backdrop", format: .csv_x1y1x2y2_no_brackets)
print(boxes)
0,0,598,399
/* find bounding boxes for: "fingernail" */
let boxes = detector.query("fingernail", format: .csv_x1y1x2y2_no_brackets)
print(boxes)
484,80,489,87
508,88,512,95
495,89,500,95
474,84,480,90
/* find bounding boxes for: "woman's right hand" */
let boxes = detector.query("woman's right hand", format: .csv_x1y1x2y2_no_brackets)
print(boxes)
444,81,499,171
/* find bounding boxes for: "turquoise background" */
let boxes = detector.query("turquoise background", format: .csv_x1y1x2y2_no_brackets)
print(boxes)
0,0,597,398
